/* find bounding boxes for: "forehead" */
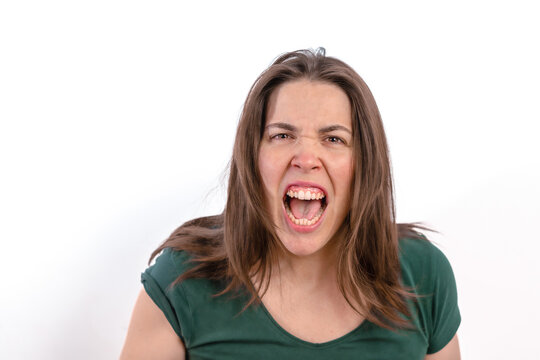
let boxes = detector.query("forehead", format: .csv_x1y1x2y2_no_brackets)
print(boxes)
266,80,352,129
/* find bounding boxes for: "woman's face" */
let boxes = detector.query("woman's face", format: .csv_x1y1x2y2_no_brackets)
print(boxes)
258,80,354,258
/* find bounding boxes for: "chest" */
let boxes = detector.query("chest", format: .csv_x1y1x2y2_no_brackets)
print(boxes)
260,286,366,343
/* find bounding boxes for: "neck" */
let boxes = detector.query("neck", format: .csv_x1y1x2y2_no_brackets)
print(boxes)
281,249,336,286
270,232,344,293
253,228,348,297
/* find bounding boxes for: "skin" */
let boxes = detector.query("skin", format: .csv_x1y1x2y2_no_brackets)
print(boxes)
426,335,461,359
120,289,186,360
120,79,460,359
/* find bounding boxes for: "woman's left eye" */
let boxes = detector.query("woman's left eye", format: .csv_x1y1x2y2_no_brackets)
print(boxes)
326,136,345,144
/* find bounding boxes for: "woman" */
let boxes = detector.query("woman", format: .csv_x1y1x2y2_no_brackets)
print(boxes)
120,48,461,359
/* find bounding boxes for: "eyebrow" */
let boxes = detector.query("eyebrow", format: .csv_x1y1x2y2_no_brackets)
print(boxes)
319,125,352,135
265,122,296,132
265,122,352,134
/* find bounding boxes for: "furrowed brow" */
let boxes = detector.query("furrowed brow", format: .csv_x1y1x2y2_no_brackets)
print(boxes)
318,125,352,134
265,122,297,132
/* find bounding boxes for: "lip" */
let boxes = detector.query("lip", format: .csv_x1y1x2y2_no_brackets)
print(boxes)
281,180,328,233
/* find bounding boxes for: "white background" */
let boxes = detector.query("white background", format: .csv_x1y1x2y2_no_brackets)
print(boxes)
1,1,539,359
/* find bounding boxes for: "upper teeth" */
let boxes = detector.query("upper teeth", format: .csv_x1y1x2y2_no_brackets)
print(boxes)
286,189,325,200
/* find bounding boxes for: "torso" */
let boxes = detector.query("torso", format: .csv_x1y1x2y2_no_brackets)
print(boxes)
141,238,460,359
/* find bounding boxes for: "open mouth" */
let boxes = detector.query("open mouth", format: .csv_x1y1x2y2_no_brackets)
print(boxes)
283,185,327,226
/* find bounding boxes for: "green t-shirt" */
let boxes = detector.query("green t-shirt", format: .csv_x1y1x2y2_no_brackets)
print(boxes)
141,238,460,359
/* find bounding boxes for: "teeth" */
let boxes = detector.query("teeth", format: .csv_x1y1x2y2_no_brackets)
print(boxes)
284,187,326,226
286,189,325,200
284,201,325,226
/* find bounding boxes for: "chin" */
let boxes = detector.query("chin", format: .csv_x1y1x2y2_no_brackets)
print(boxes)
275,230,332,258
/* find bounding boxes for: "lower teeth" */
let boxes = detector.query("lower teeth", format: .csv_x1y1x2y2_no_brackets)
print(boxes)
285,203,324,226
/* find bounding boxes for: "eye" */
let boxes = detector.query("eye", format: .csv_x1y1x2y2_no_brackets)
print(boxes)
270,133,292,140
325,136,345,144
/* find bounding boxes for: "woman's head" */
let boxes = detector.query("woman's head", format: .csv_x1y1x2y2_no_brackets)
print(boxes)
227,48,394,262
258,79,354,258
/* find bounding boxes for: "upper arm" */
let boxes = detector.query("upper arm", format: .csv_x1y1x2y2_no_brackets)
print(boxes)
120,289,186,360
425,334,461,360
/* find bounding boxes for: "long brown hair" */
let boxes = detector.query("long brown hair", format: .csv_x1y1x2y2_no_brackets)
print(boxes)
151,48,427,329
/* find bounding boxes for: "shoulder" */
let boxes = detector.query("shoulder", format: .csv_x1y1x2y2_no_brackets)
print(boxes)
398,237,461,354
398,237,454,283
398,236,458,304
143,248,193,285
141,248,196,342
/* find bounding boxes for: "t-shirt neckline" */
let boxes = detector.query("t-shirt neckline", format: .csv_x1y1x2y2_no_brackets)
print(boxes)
256,300,370,348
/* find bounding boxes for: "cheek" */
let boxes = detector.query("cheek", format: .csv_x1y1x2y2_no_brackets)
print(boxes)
331,156,354,200
334,155,354,182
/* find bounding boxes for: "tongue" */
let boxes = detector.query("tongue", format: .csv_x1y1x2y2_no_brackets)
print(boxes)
289,198,322,220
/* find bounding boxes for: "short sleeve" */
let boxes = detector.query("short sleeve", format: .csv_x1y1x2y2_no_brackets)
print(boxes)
426,245,461,354
141,248,193,343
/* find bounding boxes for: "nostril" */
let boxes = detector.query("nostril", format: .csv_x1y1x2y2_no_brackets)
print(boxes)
292,161,321,171
291,152,321,171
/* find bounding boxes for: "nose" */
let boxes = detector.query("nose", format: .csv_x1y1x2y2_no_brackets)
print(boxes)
291,139,322,172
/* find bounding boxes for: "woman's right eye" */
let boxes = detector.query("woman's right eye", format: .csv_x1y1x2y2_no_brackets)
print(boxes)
270,133,291,140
